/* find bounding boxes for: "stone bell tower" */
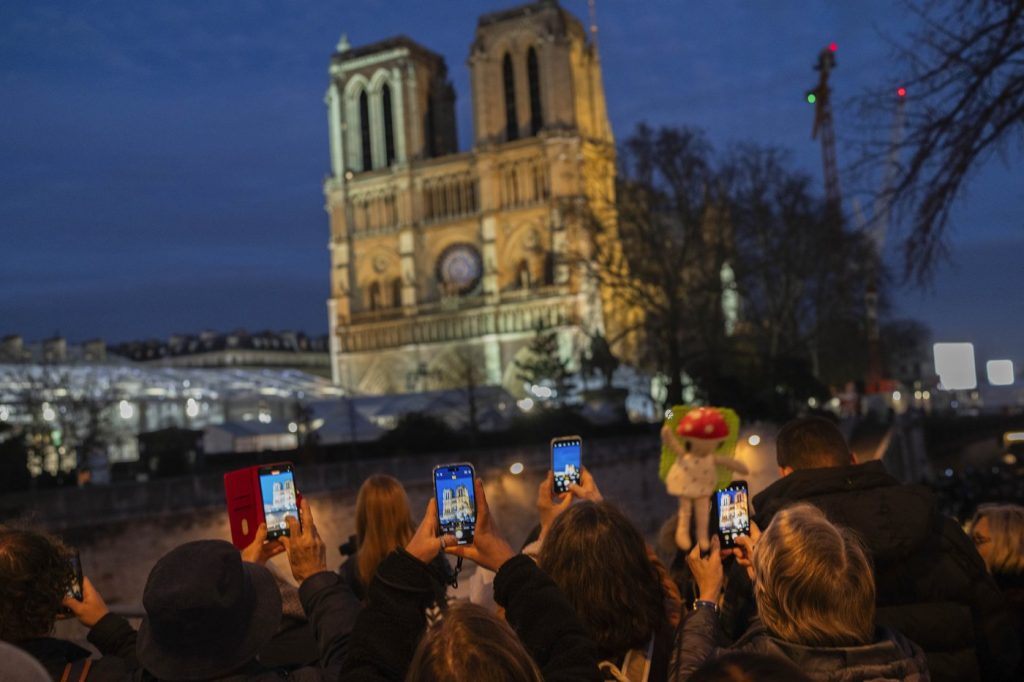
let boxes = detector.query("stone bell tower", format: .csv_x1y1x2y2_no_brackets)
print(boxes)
324,1,623,396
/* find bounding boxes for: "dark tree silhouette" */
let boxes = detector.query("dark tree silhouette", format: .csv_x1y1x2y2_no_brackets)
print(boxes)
861,0,1024,282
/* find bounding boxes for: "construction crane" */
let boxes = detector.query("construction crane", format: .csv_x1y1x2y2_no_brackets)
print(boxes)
807,43,842,222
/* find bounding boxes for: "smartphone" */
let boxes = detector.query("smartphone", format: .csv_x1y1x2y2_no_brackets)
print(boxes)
712,480,750,549
551,435,582,494
433,463,477,545
258,463,300,540
68,551,83,601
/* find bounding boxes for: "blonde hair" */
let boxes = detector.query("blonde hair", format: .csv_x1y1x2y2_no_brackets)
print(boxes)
355,474,415,587
971,503,1024,574
753,503,875,647
407,601,543,682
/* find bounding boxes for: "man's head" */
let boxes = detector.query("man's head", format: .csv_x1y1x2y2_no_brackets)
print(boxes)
137,540,282,681
0,526,75,643
775,416,855,476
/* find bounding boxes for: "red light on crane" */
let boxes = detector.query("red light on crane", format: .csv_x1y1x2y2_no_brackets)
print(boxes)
897,86,907,98
829,42,838,52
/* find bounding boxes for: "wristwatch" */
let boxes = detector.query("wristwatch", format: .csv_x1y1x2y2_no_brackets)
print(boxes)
693,599,719,614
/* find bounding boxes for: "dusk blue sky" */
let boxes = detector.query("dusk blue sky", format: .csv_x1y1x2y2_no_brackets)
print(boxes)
2,1,1021,376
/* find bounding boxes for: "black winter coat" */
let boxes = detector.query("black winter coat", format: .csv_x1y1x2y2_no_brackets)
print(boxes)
18,613,136,682
89,571,359,682
340,550,603,681
728,461,1020,682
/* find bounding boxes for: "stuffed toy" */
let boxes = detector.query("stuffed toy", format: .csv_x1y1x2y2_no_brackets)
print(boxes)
660,406,747,552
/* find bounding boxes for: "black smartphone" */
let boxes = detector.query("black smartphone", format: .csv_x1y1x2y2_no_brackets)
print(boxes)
258,463,300,540
433,463,477,545
551,435,582,494
712,480,750,549
68,551,83,601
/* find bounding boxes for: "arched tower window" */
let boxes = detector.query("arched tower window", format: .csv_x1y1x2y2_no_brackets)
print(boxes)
359,90,372,171
527,48,543,135
502,53,518,142
382,83,396,166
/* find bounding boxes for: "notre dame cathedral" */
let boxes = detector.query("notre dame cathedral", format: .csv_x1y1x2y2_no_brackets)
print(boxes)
323,0,623,396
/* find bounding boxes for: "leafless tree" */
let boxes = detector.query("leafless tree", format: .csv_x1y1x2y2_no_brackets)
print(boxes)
857,0,1024,282
723,145,879,387
574,124,730,405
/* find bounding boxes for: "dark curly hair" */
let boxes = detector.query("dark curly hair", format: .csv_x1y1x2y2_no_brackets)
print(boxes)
539,501,667,661
0,525,76,643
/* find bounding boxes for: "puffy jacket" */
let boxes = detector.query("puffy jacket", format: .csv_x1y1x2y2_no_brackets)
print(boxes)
737,461,1020,681
671,608,929,681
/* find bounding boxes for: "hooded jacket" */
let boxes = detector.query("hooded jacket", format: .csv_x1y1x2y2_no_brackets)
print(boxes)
671,608,929,681
734,460,1020,681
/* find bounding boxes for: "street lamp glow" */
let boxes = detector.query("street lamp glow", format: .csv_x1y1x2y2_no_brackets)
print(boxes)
933,343,977,390
42,403,56,422
509,462,525,475
747,434,761,447
517,397,535,412
986,359,1015,386
119,400,134,419
185,398,200,418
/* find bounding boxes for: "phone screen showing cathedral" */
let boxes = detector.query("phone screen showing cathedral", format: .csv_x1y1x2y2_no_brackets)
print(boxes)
715,485,750,547
259,467,298,539
552,439,582,493
435,465,476,545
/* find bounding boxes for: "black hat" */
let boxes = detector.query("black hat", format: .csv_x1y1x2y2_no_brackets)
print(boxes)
137,540,282,680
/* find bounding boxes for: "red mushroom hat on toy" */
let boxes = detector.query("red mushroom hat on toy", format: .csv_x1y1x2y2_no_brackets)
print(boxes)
676,407,729,440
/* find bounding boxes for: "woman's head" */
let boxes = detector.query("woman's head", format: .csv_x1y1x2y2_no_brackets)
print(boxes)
970,503,1024,575
355,474,415,586
407,601,542,682
0,526,75,643
539,501,665,659
752,503,875,647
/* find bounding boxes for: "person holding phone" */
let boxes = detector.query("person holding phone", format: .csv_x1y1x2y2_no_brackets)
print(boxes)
0,525,134,681
672,504,928,681
341,473,602,681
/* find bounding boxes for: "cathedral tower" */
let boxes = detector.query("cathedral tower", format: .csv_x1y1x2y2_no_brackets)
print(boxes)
324,1,619,397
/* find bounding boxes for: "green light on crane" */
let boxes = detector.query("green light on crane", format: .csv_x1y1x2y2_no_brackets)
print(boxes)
806,92,817,104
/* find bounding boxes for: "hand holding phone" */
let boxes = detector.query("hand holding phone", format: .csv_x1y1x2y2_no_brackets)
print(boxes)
443,476,515,572
551,436,582,494
62,576,110,628
280,498,326,584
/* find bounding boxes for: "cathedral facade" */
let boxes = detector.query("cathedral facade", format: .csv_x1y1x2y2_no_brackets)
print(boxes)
323,0,619,396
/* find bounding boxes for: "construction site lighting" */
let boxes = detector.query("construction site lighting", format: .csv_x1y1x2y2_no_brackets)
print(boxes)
897,86,907,98
829,42,838,52
806,92,817,104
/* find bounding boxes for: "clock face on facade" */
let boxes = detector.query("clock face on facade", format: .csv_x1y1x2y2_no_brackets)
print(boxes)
435,243,483,296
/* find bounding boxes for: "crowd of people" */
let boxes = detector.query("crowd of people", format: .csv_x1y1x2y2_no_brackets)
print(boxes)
1,417,1023,681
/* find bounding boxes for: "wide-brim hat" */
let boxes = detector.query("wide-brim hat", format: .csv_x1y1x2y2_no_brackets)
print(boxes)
137,540,282,681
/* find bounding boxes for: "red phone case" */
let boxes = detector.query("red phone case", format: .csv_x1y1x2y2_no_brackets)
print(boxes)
223,462,301,550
